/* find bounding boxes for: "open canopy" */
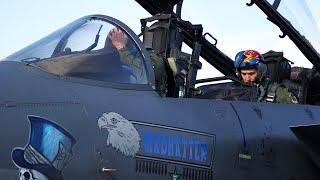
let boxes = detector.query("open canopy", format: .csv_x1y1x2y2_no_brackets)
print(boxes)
255,0,320,71
267,0,320,53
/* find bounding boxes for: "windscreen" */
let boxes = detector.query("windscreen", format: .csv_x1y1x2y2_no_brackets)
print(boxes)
3,17,149,85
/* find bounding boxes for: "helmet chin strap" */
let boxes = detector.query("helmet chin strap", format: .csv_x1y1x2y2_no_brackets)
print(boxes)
255,72,265,83
256,76,272,102
255,62,268,82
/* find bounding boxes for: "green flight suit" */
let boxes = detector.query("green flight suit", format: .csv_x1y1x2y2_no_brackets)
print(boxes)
260,82,298,104
274,85,298,104
147,49,167,97
118,47,146,84
118,47,167,97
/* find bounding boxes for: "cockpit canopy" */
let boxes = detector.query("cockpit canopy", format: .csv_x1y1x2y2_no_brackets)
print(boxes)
4,15,153,85
266,0,320,53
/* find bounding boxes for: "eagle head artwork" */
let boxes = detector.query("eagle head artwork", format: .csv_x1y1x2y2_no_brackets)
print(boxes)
98,112,141,157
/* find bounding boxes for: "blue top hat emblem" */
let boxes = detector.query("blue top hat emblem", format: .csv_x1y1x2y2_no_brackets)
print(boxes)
12,115,76,180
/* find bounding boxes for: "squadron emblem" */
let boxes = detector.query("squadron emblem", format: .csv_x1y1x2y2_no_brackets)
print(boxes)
98,112,141,157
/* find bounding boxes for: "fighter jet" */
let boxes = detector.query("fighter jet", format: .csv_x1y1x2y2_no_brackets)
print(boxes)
1,0,320,179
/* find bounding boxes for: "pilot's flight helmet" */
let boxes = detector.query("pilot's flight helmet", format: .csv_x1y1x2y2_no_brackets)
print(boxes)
234,50,267,80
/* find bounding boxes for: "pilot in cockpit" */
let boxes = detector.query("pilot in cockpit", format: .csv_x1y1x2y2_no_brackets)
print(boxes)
234,50,298,104
108,27,168,97
106,27,147,83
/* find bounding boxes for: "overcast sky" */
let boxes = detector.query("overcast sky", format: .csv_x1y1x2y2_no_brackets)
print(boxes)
0,0,317,79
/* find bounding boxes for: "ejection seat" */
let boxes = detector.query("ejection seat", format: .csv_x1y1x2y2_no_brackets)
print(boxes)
262,50,313,104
